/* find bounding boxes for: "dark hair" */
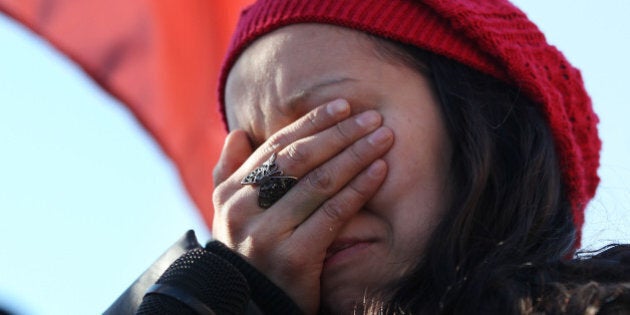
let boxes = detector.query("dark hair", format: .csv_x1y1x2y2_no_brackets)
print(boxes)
364,39,630,314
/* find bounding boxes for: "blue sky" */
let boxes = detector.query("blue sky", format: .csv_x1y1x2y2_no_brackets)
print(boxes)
0,1,629,314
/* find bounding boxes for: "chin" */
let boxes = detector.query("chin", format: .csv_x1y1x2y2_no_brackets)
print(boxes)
320,298,363,315
320,296,390,315
320,285,383,315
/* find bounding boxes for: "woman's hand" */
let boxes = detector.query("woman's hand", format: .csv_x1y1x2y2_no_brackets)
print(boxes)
212,99,393,314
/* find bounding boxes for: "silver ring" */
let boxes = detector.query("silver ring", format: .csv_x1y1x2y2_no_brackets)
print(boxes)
241,153,298,208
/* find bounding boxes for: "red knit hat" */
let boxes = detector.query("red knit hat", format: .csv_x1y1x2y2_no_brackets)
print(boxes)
218,0,601,249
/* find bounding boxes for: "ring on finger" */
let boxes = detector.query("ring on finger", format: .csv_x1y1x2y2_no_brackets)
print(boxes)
241,153,299,209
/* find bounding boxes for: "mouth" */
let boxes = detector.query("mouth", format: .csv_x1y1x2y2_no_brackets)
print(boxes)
324,239,375,268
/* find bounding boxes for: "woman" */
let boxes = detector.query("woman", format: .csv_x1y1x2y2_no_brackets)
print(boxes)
142,0,630,314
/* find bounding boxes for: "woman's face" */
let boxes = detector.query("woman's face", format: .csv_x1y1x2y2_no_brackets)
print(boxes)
225,24,452,313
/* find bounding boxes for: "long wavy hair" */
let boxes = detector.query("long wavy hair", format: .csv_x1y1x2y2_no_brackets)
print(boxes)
362,38,630,314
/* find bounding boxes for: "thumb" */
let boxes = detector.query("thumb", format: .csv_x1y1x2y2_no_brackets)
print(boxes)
213,129,253,186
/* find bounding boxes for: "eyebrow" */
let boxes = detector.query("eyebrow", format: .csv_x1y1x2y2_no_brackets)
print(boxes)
285,77,358,109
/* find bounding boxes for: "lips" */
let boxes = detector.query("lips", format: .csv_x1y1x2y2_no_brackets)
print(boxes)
324,238,375,266
325,241,357,260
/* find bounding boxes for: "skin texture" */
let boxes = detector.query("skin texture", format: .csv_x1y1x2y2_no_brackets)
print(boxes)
213,24,453,314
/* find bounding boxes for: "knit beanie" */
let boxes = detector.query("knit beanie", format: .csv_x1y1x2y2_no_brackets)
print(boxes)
218,0,601,249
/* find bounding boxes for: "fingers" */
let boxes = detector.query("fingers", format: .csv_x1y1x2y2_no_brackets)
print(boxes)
213,98,361,239
214,96,393,241
292,159,388,252
211,98,393,315
277,110,383,179
234,98,352,180
218,98,384,217
267,126,393,224
232,108,384,194
268,98,351,152
212,130,256,240
213,129,253,186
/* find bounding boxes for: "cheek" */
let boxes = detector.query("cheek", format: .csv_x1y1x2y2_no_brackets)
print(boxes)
381,120,452,205
378,114,452,254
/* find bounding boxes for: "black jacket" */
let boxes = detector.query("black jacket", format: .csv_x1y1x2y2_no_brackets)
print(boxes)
104,230,301,314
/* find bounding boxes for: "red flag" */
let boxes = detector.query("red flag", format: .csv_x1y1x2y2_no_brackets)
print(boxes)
0,0,254,228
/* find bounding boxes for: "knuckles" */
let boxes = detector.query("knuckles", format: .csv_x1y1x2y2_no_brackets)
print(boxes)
275,247,312,277
305,167,335,194
319,199,346,223
332,121,353,143
305,109,322,129
347,176,374,200
212,186,254,234
265,132,289,153
285,142,309,165
211,181,231,209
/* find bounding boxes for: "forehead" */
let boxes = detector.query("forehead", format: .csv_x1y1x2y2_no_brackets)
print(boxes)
229,23,375,76
224,24,380,125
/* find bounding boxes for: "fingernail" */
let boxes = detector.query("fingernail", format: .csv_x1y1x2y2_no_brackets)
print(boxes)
367,127,392,146
327,99,349,116
368,160,386,177
355,111,380,128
